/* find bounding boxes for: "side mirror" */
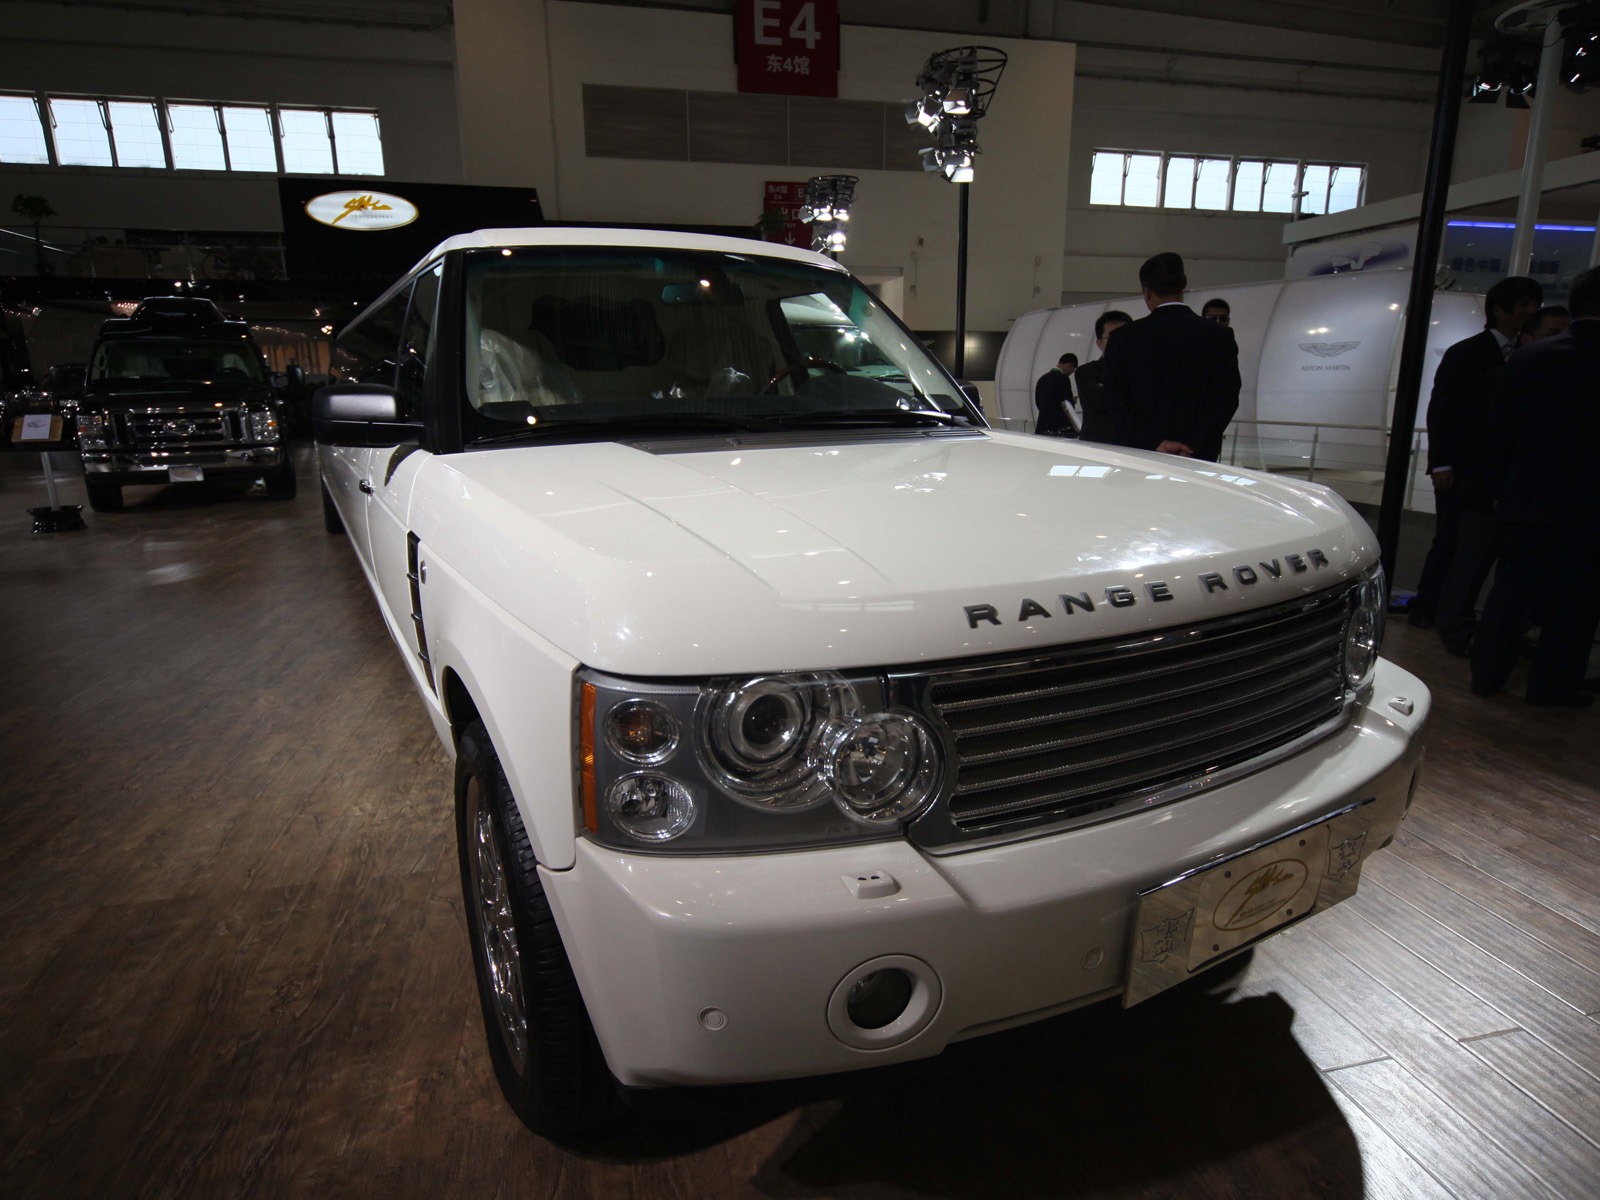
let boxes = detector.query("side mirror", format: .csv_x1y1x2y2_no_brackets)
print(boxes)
313,384,422,446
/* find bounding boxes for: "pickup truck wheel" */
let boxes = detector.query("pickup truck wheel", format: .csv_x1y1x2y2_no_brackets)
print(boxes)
455,721,617,1136
320,479,344,534
85,479,123,512
264,453,297,501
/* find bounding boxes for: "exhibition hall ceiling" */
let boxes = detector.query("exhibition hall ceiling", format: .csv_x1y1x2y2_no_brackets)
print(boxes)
55,0,1520,47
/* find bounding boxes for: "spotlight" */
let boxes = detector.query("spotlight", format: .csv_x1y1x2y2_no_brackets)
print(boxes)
801,175,858,257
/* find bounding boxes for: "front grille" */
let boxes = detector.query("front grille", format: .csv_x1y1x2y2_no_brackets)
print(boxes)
915,586,1354,846
124,409,235,447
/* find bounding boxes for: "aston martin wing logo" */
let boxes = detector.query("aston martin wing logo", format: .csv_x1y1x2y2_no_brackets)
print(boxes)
1300,341,1362,358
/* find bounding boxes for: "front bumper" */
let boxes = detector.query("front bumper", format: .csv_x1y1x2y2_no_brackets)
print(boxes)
82,445,286,484
543,657,1430,1088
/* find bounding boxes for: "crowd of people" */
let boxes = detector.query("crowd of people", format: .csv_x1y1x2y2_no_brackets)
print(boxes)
1033,252,1600,707
1033,252,1240,461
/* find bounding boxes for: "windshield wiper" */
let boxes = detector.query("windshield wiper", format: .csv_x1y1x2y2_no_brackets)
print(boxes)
774,407,970,429
471,412,784,445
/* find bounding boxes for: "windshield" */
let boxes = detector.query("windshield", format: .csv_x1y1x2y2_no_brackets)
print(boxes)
90,339,265,385
461,248,975,444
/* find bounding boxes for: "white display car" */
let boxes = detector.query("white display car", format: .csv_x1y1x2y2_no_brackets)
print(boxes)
315,228,1430,1135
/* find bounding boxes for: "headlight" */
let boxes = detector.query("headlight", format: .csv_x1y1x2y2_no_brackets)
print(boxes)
246,409,281,442
77,412,108,449
579,670,945,852
822,713,939,824
700,674,857,810
1343,565,1384,691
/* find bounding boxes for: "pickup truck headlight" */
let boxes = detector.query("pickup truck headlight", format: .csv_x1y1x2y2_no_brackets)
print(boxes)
77,412,108,450
246,409,281,442
579,670,945,852
1344,565,1385,691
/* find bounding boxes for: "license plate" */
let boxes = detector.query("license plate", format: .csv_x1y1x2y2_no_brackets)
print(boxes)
169,465,204,483
1124,800,1375,1006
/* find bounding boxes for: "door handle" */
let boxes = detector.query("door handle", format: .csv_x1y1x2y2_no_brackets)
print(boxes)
359,479,374,495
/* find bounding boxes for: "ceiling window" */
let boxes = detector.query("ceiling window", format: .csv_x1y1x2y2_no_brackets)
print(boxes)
331,111,384,175
49,98,113,167
0,94,50,163
168,102,227,170
1090,149,1366,218
107,100,165,168
222,106,277,172
0,91,383,177
278,108,334,174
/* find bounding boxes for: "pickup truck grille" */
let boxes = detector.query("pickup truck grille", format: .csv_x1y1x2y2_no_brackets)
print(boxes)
915,585,1354,846
118,409,237,447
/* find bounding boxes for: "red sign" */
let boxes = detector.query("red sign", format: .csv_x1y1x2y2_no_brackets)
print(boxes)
735,0,839,98
763,181,810,248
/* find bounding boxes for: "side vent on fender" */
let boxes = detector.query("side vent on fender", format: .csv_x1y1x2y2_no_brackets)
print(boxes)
407,532,436,694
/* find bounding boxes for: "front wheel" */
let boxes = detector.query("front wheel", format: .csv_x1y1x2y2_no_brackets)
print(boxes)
455,721,618,1136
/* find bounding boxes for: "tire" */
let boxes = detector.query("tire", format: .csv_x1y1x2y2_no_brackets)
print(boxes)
455,720,618,1136
264,451,297,501
320,478,344,534
85,478,123,513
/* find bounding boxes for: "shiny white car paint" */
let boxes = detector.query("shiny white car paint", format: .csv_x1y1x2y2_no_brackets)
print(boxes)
545,657,1427,1087
401,431,1375,677
319,227,1430,1088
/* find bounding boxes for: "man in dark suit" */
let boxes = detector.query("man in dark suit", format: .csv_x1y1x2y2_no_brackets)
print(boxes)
1076,309,1132,445
1470,266,1600,707
1034,352,1080,437
1099,253,1240,460
1411,276,1543,650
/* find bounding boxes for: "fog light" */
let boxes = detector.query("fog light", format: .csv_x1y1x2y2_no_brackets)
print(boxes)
605,773,695,843
605,699,679,765
845,968,914,1029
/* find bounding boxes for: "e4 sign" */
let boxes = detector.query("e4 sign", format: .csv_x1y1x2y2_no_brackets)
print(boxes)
735,0,839,98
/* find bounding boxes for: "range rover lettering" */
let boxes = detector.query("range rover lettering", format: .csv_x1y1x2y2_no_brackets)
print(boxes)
315,229,1429,1135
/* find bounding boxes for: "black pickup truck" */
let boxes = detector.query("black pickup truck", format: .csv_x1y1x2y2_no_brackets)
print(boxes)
75,297,295,512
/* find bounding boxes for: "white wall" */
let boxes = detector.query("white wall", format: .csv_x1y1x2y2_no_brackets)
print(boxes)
0,0,461,234
524,2,1075,334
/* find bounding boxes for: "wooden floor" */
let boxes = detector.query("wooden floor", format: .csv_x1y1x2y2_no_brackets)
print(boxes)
2,446,1597,1200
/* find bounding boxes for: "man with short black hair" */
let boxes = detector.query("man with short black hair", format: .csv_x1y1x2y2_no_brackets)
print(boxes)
1411,275,1543,649
1200,298,1230,326
1470,267,1600,706
1034,352,1080,437
1519,304,1570,345
1077,309,1132,444
1099,253,1241,459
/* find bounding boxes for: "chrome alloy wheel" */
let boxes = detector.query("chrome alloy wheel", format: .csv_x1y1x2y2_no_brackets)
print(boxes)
466,775,529,1071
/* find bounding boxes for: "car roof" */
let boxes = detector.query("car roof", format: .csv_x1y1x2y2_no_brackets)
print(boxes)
410,227,846,278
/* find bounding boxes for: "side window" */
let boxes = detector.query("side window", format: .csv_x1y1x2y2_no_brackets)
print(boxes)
331,283,412,389
396,262,442,420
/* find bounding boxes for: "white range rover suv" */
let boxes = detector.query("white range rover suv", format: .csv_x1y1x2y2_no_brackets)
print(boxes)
315,228,1429,1135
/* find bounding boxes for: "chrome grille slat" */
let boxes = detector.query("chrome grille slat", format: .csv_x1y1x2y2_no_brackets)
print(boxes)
947,632,1342,741
934,605,1339,714
955,656,1339,766
916,585,1355,842
947,697,1337,826
955,673,1338,795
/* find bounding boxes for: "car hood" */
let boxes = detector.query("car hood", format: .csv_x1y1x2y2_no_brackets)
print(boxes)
416,430,1376,676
